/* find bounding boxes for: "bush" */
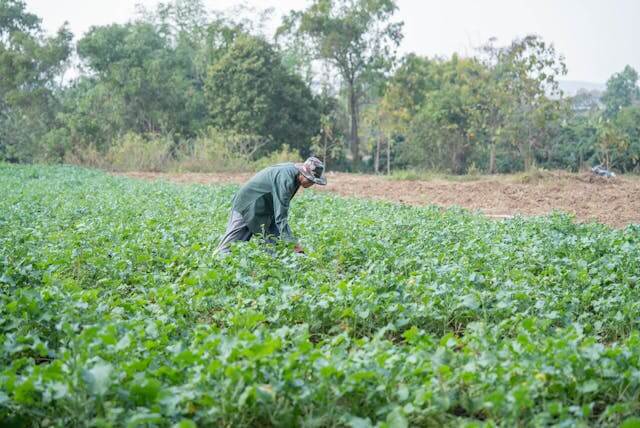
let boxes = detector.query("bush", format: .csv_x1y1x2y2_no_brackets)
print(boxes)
40,128,73,163
252,144,301,170
174,128,283,173
63,129,304,173
105,133,173,172
64,144,109,169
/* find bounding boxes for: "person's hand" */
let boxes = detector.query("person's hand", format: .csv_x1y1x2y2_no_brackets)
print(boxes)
294,244,305,254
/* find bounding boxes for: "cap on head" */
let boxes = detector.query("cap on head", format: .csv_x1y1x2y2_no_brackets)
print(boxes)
295,157,327,185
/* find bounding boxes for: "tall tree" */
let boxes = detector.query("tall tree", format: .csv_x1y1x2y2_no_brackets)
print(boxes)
482,35,567,171
279,0,403,167
311,91,346,169
595,119,628,170
77,22,197,137
376,54,436,172
404,56,488,173
601,65,639,119
204,35,320,156
611,105,640,172
0,0,72,161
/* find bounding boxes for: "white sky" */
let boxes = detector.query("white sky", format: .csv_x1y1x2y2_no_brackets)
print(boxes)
24,0,640,83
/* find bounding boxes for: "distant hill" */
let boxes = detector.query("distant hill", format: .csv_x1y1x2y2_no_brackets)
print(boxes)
559,80,606,97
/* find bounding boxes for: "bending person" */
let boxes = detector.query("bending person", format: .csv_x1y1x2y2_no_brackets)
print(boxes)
217,157,327,255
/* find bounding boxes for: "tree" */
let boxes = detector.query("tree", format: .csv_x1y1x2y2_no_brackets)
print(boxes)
381,54,490,174
481,35,567,171
53,78,127,153
596,120,628,170
204,35,320,156
77,21,203,140
374,55,434,172
535,111,599,172
311,92,345,170
367,80,413,174
0,0,72,161
407,56,488,174
612,105,640,171
70,0,252,153
280,0,403,167
601,65,639,119
571,89,602,115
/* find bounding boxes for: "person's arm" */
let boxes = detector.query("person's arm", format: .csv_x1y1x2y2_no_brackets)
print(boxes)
271,171,297,243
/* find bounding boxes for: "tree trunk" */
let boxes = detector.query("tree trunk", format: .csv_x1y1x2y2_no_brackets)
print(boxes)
451,138,465,174
519,140,534,171
348,81,360,168
322,134,328,170
524,138,537,171
386,136,391,175
451,150,460,174
489,143,496,174
578,147,583,171
524,145,534,171
374,136,380,174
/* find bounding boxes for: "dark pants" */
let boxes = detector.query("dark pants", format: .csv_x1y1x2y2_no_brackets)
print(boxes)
217,210,279,254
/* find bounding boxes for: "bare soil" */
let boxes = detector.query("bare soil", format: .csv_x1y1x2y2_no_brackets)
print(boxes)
120,170,640,228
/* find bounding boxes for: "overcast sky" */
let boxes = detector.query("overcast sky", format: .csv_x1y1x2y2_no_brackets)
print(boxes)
24,0,640,83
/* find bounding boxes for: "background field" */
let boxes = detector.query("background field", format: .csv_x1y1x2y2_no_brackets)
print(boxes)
2,164,640,427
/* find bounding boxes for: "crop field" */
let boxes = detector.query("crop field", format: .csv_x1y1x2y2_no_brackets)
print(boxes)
2,164,640,427
121,170,640,229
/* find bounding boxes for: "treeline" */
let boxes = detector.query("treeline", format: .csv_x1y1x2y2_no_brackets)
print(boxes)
1,0,639,174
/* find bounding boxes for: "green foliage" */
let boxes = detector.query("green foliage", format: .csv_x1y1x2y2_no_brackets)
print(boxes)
489,35,568,171
173,128,300,173
104,133,173,172
252,144,303,171
601,65,639,119
76,21,206,140
538,114,598,172
405,56,488,173
382,36,575,174
54,78,128,153
0,0,72,162
596,120,628,171
205,35,320,156
310,92,348,170
2,164,640,426
45,1,323,166
281,0,404,166
2,0,639,175
614,106,640,171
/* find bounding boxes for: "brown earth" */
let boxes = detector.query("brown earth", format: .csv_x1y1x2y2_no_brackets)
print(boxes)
119,170,640,228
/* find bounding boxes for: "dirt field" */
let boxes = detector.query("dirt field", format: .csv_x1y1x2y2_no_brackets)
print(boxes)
121,171,640,228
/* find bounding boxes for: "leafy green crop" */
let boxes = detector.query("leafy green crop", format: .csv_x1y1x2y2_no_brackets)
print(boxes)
1,164,639,427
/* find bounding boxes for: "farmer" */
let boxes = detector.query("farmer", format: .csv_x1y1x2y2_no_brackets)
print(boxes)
216,157,327,255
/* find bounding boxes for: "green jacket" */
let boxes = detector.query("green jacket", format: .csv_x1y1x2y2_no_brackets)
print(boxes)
232,163,300,242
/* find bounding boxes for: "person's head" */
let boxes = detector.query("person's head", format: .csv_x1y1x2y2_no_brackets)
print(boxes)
298,173,315,188
295,157,327,188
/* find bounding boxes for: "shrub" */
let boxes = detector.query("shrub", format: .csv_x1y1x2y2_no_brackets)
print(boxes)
63,144,109,169
174,128,275,173
105,133,173,172
252,144,301,170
